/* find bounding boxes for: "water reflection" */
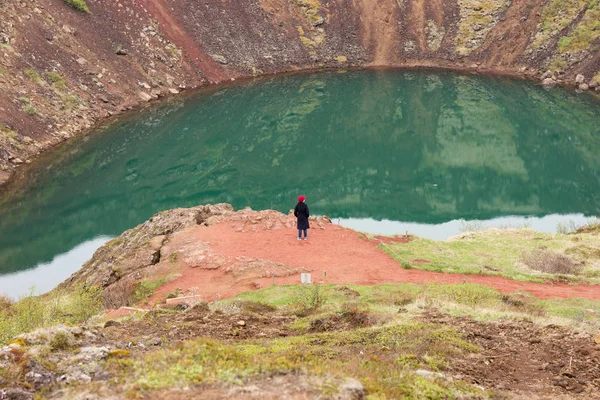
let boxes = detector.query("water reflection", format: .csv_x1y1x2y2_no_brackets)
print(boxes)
0,237,111,299
0,70,599,282
340,214,595,240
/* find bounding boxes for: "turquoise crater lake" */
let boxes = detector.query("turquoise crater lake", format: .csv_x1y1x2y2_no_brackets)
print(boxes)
1,70,600,298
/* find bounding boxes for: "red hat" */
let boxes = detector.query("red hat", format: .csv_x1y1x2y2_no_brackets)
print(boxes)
298,195,306,202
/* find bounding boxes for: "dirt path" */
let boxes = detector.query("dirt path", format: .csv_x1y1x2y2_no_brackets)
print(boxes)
149,215,600,304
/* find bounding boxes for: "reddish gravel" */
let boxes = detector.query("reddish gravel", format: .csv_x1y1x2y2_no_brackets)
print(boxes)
150,221,600,303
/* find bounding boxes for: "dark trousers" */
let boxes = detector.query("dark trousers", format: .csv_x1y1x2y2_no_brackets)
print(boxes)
298,229,307,238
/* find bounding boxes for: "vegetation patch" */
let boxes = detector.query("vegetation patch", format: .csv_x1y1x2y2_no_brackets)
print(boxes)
0,124,17,139
233,283,600,328
50,331,71,351
530,0,589,49
46,71,67,91
62,0,90,13
0,285,102,345
3,283,600,398
106,321,481,398
296,0,324,27
592,71,600,85
295,1,326,48
455,0,510,56
23,104,38,116
292,283,327,316
556,0,600,53
132,278,167,305
521,248,583,275
23,67,40,83
381,228,600,283
61,94,81,110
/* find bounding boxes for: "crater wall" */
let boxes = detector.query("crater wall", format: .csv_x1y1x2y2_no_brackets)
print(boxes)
1,0,600,184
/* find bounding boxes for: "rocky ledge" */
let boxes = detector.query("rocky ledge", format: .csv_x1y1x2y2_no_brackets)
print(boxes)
62,203,332,309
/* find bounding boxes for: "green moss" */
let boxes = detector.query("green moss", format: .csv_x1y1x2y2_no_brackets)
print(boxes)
18,97,30,104
63,0,90,13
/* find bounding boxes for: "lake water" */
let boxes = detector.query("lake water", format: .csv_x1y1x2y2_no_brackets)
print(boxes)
1,70,599,298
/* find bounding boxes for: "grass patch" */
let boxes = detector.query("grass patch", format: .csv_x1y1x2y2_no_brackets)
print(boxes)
381,229,600,283
530,0,589,49
557,1,600,53
0,124,17,139
24,67,40,83
293,284,327,316
132,278,167,304
0,285,102,345
99,281,600,396
23,105,37,116
9,282,598,397
46,71,67,91
106,320,482,398
548,56,568,72
63,0,90,13
61,94,80,110
232,283,600,331
50,331,71,351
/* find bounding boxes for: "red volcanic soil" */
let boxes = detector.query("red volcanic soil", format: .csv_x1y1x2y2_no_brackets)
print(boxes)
148,218,600,305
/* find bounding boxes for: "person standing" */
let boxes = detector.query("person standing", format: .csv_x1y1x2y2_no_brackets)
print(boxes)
294,195,310,240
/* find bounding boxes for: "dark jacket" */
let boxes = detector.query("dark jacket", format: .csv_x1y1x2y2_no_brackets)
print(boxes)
294,202,310,230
